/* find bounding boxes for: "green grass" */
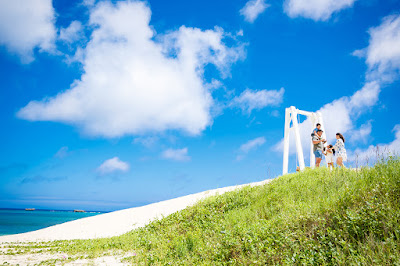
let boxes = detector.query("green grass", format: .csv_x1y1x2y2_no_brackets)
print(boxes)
7,157,400,265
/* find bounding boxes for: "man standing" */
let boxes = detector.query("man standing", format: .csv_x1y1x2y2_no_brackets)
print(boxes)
312,129,326,167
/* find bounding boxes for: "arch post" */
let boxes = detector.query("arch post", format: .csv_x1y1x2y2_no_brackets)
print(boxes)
282,107,291,175
282,106,325,175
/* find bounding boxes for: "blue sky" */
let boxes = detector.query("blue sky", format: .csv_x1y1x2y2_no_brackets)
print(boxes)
0,0,399,211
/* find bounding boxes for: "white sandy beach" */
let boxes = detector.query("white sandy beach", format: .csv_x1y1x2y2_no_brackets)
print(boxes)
0,179,273,243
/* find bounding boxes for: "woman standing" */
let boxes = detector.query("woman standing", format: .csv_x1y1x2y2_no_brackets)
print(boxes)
334,133,347,167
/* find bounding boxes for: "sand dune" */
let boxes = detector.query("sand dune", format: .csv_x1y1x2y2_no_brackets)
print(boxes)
0,179,272,243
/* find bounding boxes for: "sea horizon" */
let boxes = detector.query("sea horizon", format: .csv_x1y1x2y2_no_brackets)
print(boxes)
0,207,107,213
0,208,105,236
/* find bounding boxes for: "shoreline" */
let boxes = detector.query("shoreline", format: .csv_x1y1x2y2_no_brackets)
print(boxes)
0,179,273,243
0,208,106,213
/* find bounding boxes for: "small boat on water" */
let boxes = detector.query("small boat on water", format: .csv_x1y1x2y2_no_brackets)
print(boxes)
74,209,85,213
25,208,35,211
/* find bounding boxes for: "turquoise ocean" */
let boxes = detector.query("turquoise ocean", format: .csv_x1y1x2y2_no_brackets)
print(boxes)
0,209,103,236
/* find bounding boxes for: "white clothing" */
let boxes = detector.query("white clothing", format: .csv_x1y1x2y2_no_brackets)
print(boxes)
325,153,334,164
334,138,347,161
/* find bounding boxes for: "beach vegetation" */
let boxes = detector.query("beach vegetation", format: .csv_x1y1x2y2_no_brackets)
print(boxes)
3,157,400,265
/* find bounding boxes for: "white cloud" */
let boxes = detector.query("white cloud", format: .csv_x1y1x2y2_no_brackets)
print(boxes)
353,125,400,163
133,136,159,148
284,0,357,21
82,0,96,7
270,110,280,117
161,148,190,162
237,137,266,160
231,87,284,114
17,1,244,138
275,13,400,160
0,0,56,63
352,48,366,58
349,81,381,111
239,137,266,153
240,0,270,23
97,157,130,175
364,15,400,82
325,14,400,135
59,21,84,44
320,81,380,141
349,121,372,144
274,81,380,158
54,146,70,159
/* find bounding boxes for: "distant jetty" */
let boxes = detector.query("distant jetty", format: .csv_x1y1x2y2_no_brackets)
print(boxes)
74,209,85,213
25,208,35,211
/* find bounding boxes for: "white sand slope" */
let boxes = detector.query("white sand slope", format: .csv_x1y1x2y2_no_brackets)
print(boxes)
0,179,273,243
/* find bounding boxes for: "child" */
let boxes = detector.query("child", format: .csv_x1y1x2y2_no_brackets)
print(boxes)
311,123,321,136
323,144,335,169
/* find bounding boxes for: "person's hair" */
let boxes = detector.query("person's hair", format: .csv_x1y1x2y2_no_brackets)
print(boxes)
324,145,335,155
328,144,335,155
316,123,321,127
336,133,345,143
317,129,323,133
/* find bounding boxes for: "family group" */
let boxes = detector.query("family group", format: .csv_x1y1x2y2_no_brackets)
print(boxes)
312,123,347,168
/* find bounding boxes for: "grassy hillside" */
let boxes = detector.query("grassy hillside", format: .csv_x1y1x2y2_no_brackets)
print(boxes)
7,158,400,265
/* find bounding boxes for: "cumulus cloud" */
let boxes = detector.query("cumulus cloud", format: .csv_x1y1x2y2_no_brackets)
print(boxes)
353,125,400,163
349,121,372,144
240,0,270,23
284,0,357,21
231,87,284,114
274,81,380,159
275,14,400,166
97,157,130,175
364,15,400,83
349,81,381,111
320,81,380,140
59,21,84,44
237,137,266,160
17,1,244,138
161,148,190,162
0,0,57,63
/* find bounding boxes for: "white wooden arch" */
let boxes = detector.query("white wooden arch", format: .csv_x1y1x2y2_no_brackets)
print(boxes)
282,106,326,175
